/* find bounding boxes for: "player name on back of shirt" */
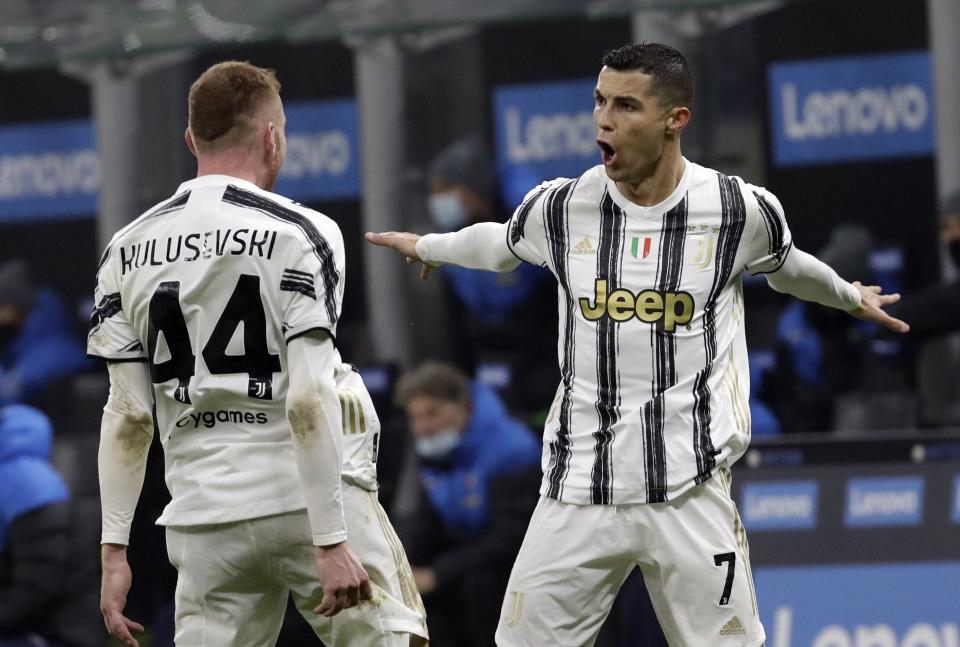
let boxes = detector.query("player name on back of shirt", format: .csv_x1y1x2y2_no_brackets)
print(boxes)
119,228,279,276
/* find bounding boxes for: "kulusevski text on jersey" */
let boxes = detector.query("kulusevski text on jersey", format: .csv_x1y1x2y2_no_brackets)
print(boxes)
119,228,279,275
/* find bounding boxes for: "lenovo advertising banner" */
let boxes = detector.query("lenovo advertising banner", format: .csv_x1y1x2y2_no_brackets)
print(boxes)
0,119,99,222
0,99,361,223
493,79,598,203
768,51,935,167
757,562,960,647
273,98,361,202
733,461,960,646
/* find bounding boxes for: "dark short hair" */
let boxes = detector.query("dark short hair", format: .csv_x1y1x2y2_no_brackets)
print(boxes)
601,43,694,111
188,61,281,150
394,361,470,408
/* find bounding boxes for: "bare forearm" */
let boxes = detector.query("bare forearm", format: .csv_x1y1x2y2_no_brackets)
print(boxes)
416,221,521,272
765,247,861,311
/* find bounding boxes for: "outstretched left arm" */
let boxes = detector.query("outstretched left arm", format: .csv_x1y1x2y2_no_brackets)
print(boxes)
765,247,910,333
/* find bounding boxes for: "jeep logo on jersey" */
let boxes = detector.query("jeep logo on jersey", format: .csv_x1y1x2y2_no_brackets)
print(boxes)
579,279,694,331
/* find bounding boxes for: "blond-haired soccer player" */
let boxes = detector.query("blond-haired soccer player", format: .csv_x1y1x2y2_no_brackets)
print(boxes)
90,61,425,647
368,43,909,646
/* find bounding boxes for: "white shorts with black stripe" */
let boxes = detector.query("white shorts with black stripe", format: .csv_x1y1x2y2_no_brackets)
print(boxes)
496,466,763,647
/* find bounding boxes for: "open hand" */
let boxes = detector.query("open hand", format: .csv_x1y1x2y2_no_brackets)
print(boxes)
848,281,910,333
313,541,373,617
100,546,144,647
364,231,437,280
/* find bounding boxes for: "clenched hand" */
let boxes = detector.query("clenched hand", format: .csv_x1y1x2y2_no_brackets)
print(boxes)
313,541,373,617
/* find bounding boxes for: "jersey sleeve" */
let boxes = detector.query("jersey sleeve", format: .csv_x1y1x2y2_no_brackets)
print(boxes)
741,184,794,275
87,244,146,362
280,218,346,343
505,181,558,267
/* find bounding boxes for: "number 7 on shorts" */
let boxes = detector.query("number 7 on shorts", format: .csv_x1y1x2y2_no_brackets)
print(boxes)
713,552,736,606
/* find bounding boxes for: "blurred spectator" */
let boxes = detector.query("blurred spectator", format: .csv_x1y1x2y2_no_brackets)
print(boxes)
426,137,558,420
393,362,540,647
0,405,103,647
887,192,960,336
0,260,90,408
748,353,781,437
765,225,877,432
887,191,960,425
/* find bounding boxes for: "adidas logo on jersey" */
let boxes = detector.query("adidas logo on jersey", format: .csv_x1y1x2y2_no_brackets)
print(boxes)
720,616,747,636
571,237,596,255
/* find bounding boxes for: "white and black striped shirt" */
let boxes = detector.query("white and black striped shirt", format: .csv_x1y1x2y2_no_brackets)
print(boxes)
506,159,793,504
87,175,348,525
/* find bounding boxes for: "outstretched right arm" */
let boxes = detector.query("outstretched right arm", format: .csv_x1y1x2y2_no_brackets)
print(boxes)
366,181,556,277
365,221,520,279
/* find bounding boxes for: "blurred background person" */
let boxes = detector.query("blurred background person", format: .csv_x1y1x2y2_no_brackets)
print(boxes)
764,225,879,432
393,362,541,647
888,190,960,426
426,137,558,423
0,259,90,409
0,404,103,647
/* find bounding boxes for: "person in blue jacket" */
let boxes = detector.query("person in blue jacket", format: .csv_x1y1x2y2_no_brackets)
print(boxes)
393,362,541,647
0,404,103,647
426,138,558,419
0,260,91,407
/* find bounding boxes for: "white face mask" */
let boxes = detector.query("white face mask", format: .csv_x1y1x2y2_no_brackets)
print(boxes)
414,427,462,460
428,193,467,232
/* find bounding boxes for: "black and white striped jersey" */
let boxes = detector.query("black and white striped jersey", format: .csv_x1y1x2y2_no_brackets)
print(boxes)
506,160,791,505
87,174,347,526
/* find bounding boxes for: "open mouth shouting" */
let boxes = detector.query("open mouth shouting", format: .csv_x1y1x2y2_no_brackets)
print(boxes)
597,139,617,166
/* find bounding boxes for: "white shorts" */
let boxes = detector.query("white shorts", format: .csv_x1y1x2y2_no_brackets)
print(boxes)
495,467,764,647
165,484,428,647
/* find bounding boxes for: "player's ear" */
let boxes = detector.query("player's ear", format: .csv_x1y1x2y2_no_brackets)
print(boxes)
185,128,197,156
665,107,691,134
264,123,278,159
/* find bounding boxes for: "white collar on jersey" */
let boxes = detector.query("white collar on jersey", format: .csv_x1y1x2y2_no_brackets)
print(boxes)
176,174,263,195
604,157,691,218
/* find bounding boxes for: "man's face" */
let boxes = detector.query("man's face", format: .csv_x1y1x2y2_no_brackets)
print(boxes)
404,395,469,439
594,67,676,184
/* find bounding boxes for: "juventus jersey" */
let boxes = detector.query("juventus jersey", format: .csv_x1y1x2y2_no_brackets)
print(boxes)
88,174,354,526
506,160,791,505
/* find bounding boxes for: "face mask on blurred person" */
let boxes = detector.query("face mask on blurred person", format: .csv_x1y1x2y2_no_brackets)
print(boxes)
415,427,462,461
428,193,467,232
949,240,960,270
